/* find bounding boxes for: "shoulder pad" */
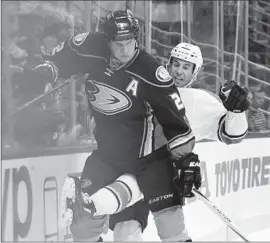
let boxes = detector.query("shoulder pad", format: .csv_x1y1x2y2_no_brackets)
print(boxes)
127,51,173,88
68,32,109,59
67,32,90,54
72,32,90,46
185,88,223,107
155,66,172,83
198,88,221,102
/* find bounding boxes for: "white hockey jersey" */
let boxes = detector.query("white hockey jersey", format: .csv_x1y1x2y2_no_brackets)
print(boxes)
155,88,248,148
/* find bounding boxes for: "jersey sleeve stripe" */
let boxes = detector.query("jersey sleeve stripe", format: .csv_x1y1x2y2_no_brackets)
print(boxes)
139,102,155,158
222,128,248,139
168,136,195,155
67,38,107,60
33,61,59,82
168,130,195,150
48,61,59,82
217,114,247,144
217,114,226,143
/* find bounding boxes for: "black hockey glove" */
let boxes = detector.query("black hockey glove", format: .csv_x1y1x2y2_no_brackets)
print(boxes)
219,80,250,113
172,153,202,198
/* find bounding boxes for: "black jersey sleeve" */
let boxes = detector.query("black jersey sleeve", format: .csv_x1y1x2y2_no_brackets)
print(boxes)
39,32,109,80
147,80,195,156
127,51,195,156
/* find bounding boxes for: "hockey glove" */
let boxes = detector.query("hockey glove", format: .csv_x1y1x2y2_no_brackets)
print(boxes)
219,80,250,113
32,61,58,83
172,152,202,198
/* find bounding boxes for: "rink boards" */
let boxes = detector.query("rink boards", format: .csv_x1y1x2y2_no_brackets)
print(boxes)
1,138,270,241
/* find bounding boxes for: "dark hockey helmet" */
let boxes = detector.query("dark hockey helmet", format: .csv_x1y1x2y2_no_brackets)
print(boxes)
104,10,139,41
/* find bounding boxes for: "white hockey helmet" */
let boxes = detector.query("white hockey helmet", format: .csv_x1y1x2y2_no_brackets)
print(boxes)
168,42,203,87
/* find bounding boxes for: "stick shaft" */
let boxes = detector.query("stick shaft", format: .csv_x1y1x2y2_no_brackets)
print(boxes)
192,189,249,242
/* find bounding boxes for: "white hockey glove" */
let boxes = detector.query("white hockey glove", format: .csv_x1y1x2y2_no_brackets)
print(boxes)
219,81,251,113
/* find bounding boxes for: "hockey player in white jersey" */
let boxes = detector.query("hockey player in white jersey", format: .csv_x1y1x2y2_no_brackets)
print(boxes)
145,42,250,240
164,42,249,145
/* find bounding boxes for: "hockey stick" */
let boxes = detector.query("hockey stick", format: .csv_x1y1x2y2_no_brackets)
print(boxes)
5,74,87,120
192,188,249,242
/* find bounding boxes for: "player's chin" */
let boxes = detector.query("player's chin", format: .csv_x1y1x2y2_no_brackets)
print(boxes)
174,79,185,88
119,56,132,63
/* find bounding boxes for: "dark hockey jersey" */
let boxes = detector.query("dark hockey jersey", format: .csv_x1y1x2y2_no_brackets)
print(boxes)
41,32,195,161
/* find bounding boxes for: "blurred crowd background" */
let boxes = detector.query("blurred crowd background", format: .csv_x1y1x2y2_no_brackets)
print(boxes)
2,0,270,157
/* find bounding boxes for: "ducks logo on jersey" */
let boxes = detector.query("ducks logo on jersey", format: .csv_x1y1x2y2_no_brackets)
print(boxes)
155,66,172,82
72,32,89,46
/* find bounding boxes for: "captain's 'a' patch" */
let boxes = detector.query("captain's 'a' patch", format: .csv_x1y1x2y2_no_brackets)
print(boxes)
72,32,89,46
155,66,172,82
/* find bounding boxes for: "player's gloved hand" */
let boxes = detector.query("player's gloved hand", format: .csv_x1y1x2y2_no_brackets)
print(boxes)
172,152,201,198
219,80,251,113
32,61,57,82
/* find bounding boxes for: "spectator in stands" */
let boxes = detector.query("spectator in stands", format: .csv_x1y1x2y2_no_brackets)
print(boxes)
248,86,270,132
9,40,28,60
91,9,99,32
151,48,158,61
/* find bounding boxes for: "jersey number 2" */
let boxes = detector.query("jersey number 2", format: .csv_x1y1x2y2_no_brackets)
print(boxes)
170,93,183,110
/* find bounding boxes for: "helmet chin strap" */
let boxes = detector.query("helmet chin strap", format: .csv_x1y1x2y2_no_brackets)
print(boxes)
182,74,198,88
135,39,139,50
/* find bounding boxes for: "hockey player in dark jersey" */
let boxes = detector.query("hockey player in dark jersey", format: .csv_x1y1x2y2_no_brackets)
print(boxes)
69,43,252,241
34,10,201,241
91,42,251,241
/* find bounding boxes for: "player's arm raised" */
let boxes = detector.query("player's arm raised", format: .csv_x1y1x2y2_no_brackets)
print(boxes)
217,80,250,144
190,88,249,145
33,32,108,82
